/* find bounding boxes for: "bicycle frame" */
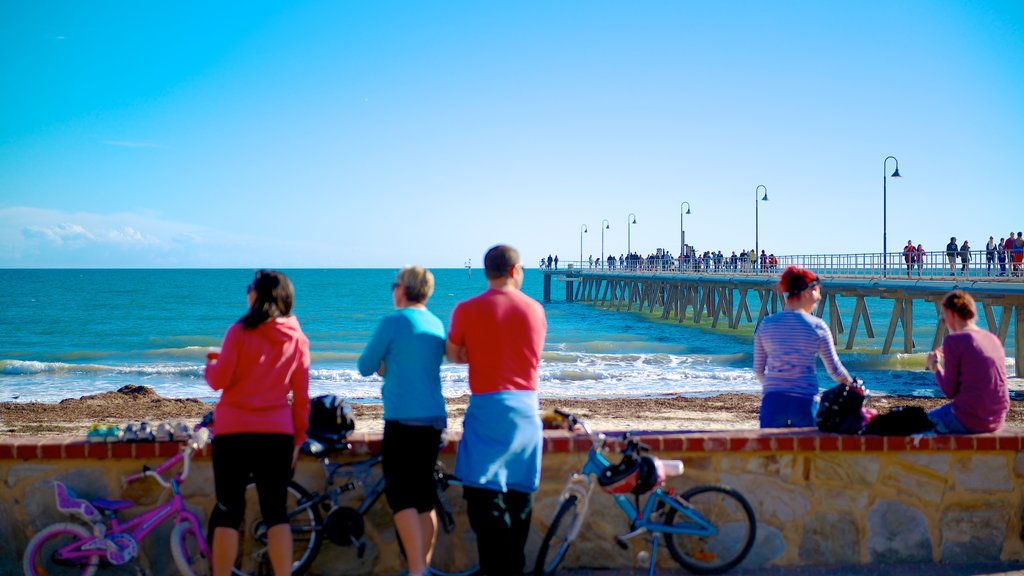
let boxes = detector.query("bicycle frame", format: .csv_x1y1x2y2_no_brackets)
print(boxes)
561,435,719,542
46,436,210,567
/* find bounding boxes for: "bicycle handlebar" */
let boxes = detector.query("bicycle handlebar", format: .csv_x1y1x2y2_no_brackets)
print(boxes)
121,427,210,488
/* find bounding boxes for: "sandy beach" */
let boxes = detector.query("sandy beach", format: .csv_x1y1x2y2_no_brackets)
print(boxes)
2,384,1022,438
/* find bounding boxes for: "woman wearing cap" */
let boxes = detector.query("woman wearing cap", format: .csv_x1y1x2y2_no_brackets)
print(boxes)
753,266,853,428
357,265,447,576
925,290,1008,433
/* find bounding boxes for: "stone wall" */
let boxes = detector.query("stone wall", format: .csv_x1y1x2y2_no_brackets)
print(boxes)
2,428,1023,575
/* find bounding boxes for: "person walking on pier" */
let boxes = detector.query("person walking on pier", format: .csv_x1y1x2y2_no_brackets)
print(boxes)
945,237,958,276
925,290,1008,433
986,236,997,276
997,238,1008,276
753,266,853,428
904,240,915,277
916,244,926,277
446,245,546,576
1014,232,1024,277
358,266,447,576
959,240,971,276
1007,234,1015,276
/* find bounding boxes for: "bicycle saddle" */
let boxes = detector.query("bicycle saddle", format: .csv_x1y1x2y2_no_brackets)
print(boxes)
92,498,135,512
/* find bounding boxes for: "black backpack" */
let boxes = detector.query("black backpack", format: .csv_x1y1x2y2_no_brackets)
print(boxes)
307,394,355,442
816,380,868,434
861,406,935,436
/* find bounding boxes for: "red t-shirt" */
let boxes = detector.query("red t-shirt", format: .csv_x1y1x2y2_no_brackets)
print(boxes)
448,288,547,394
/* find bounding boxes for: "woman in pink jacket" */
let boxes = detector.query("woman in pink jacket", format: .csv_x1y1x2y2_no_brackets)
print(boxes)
205,270,311,575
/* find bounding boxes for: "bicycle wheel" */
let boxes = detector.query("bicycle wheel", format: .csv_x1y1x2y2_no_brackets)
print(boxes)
233,480,322,576
664,485,756,575
533,494,580,576
171,517,210,576
22,522,99,576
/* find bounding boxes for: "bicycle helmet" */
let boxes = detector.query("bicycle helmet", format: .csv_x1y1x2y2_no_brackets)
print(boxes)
598,454,666,496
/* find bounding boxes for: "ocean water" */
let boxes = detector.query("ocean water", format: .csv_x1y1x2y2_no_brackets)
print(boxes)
0,269,1018,404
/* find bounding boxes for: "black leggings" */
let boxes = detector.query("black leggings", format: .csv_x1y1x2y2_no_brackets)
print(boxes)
210,433,293,531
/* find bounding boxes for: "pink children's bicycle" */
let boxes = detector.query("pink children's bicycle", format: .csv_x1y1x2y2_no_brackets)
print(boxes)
22,427,212,576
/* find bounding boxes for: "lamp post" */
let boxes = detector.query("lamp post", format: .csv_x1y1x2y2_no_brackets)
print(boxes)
601,219,610,269
755,185,768,262
627,213,637,256
580,224,588,269
679,202,691,258
882,155,901,277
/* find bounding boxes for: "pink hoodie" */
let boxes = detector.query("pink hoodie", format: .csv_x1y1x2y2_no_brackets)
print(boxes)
206,315,310,446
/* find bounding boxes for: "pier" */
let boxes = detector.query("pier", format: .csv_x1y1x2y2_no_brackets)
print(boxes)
541,257,1024,377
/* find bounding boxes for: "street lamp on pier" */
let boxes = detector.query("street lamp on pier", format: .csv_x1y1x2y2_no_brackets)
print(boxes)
755,185,768,261
627,213,637,256
580,224,588,269
679,202,691,258
601,219,610,269
882,155,901,277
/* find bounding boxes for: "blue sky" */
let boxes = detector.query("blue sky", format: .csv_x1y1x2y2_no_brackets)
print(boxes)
1,1,1022,268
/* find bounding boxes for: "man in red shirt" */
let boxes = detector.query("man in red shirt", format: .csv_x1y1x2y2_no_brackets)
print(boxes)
447,245,546,576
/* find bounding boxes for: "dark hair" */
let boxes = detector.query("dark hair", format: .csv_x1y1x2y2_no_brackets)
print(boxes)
780,265,819,298
241,270,294,329
941,290,976,322
484,245,520,280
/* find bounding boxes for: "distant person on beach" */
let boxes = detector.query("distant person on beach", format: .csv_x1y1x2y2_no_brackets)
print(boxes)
357,266,446,576
925,290,1008,433
916,244,926,276
446,245,546,576
959,240,971,275
205,270,310,576
945,237,958,276
753,266,853,428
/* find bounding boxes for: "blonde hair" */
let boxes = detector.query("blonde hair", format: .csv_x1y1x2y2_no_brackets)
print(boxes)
396,266,434,304
942,289,976,322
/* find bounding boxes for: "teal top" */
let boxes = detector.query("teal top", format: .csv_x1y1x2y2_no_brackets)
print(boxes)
357,307,447,425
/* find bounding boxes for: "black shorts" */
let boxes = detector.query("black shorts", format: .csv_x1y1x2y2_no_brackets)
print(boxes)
210,433,294,530
382,421,442,514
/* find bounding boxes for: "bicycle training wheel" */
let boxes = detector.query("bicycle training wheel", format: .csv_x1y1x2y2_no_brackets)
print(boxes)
533,494,580,576
233,480,322,576
22,522,100,576
664,485,756,574
171,517,210,576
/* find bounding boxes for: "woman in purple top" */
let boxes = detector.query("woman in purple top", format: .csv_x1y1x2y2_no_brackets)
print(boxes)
754,266,853,428
925,290,1009,433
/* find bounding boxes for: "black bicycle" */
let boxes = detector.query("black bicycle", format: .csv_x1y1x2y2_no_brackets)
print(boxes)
232,438,477,576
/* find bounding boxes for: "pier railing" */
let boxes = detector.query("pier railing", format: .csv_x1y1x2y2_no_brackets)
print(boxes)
552,250,1024,281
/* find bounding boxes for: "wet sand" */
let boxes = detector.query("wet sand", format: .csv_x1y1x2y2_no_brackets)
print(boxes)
2,384,1022,437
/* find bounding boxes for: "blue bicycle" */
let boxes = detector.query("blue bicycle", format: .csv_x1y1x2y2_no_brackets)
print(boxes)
535,412,756,576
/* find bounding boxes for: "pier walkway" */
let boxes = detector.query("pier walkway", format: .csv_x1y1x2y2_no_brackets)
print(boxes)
540,253,1024,377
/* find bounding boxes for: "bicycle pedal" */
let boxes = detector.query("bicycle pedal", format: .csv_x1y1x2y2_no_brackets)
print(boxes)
615,537,630,551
